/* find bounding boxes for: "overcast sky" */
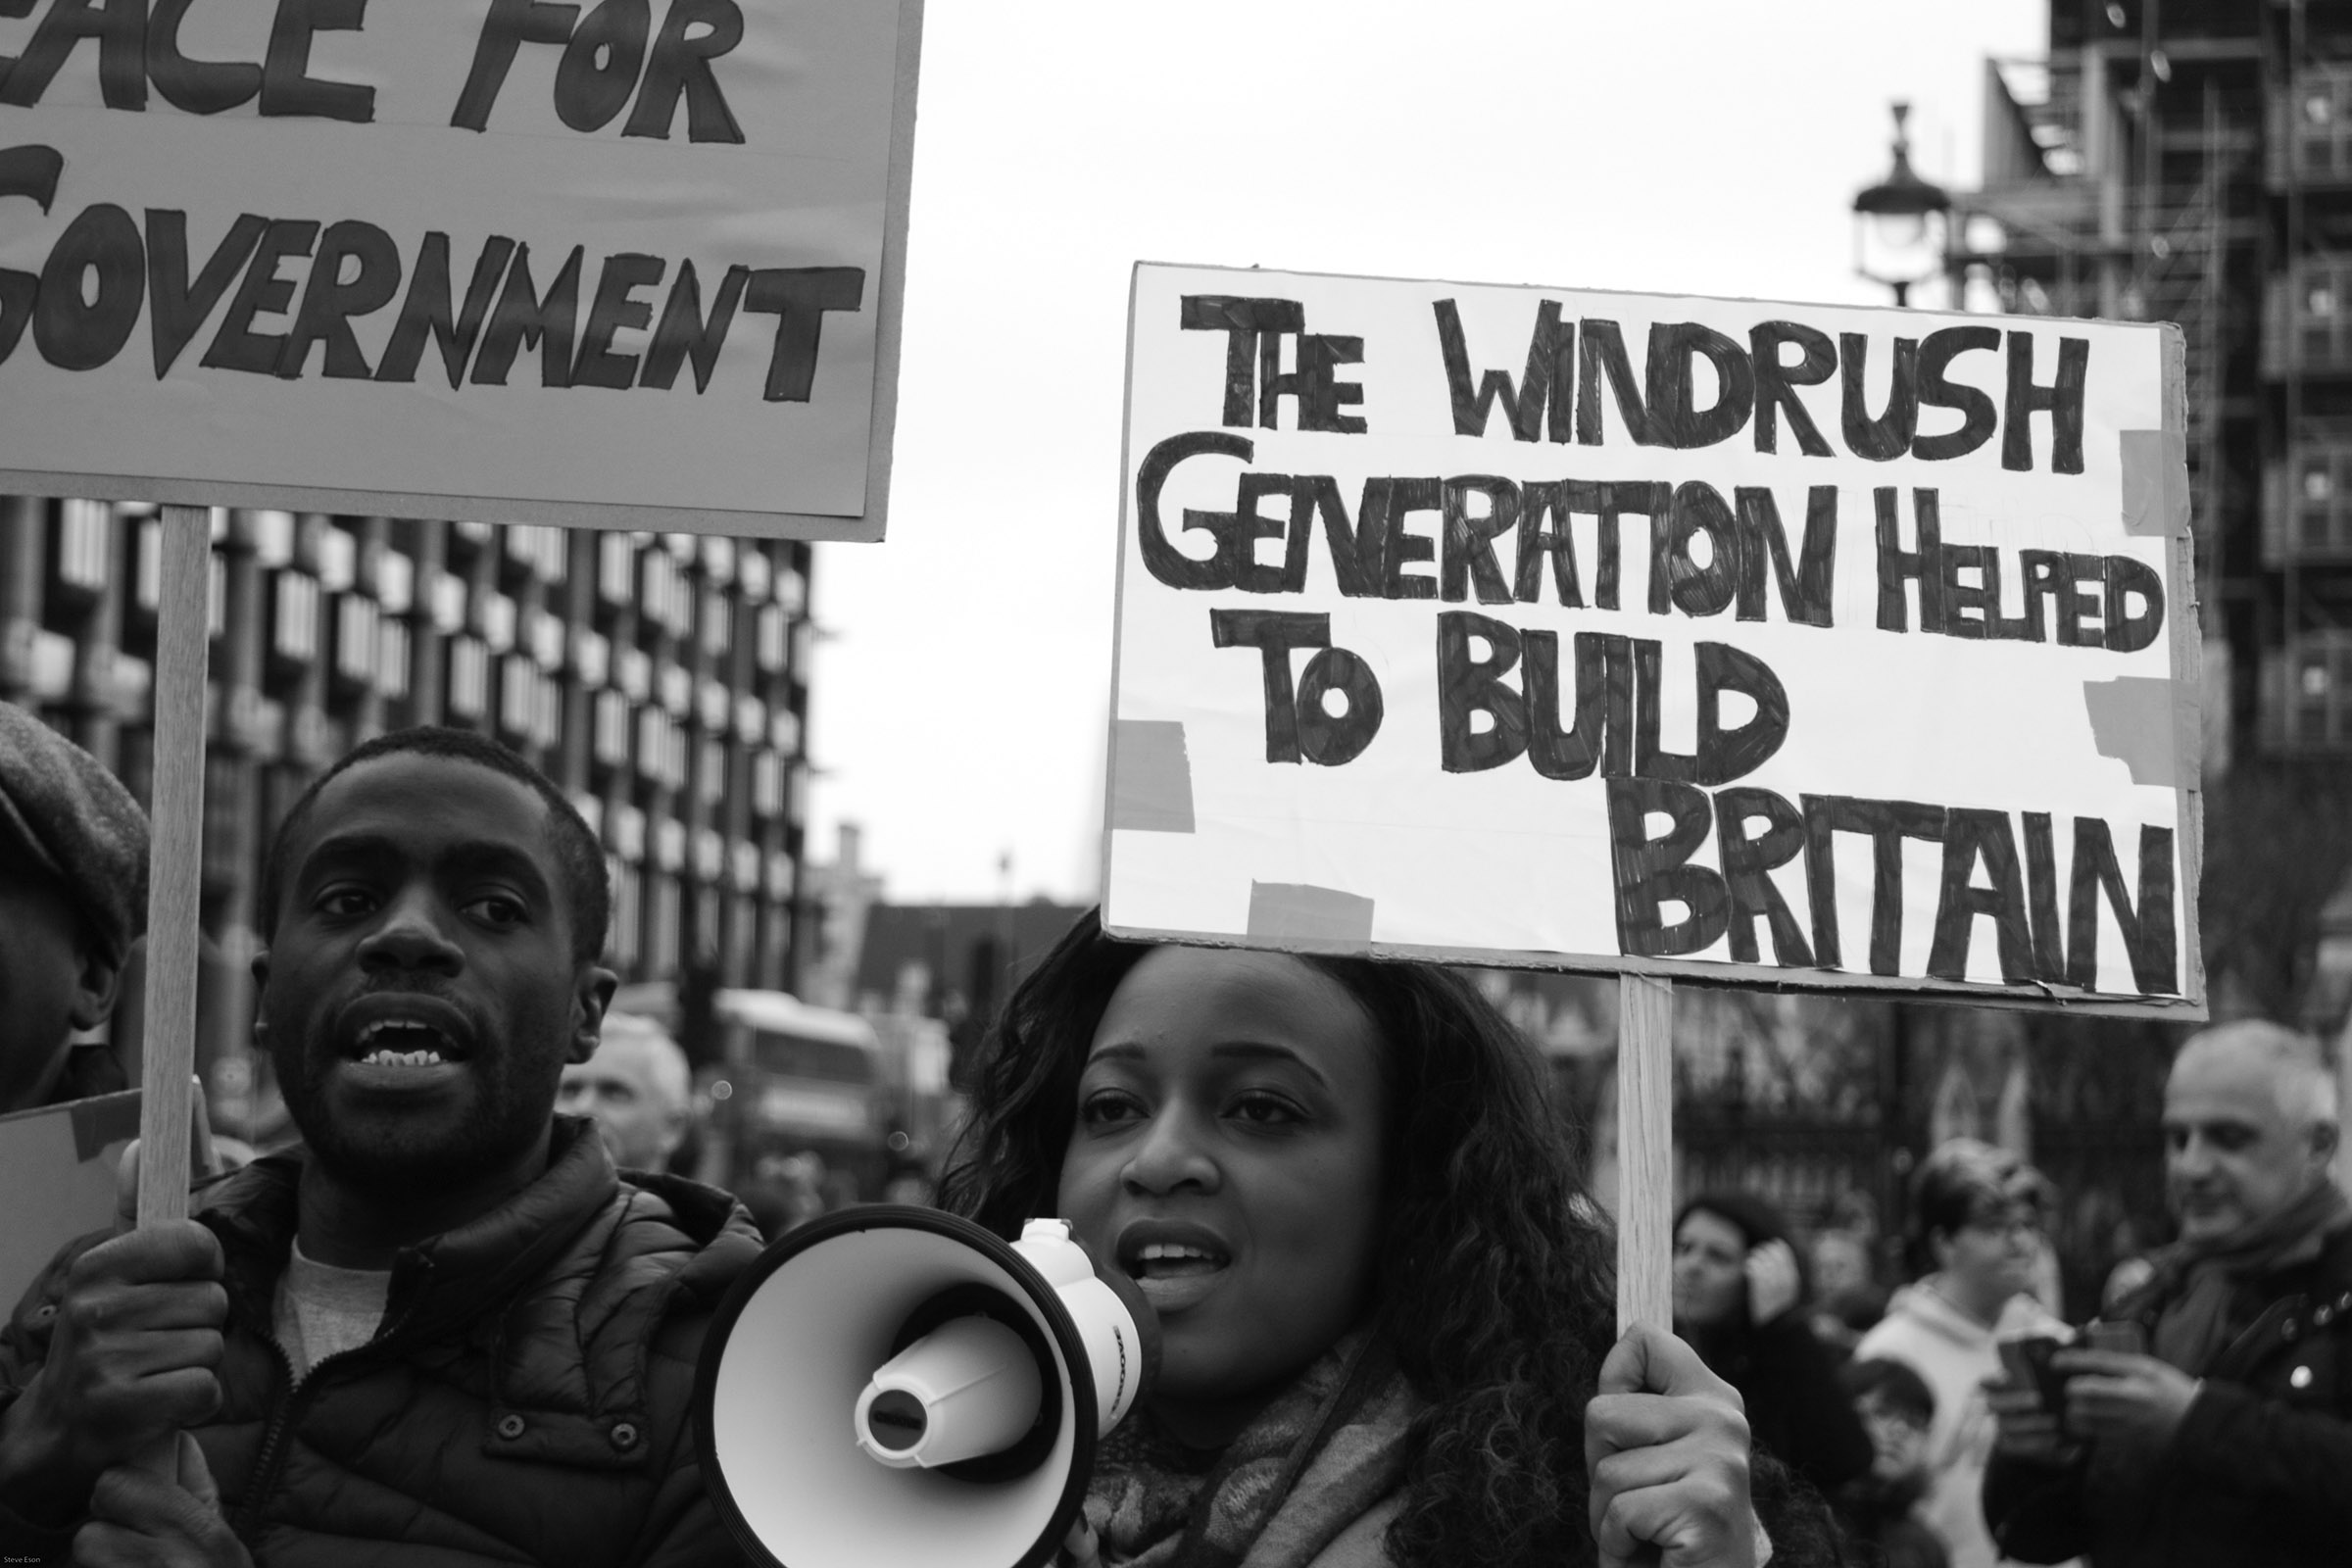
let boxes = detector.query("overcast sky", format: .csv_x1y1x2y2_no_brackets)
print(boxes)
807,0,2050,905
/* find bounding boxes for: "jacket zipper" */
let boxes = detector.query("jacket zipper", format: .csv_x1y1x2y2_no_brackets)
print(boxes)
227,1260,432,1541
228,1336,300,1541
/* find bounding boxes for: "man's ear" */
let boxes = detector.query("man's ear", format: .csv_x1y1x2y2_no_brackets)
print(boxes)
570,964,619,1065
64,943,125,1033
1927,1228,1956,1272
2311,1117,2341,1165
656,1095,691,1158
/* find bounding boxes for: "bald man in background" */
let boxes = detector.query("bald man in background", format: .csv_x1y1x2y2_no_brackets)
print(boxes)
558,1011,692,1173
1984,1020,2351,1567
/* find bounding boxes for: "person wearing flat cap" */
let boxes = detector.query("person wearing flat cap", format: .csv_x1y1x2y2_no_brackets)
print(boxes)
0,700,148,1111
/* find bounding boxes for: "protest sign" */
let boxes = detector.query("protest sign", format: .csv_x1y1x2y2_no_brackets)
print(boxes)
0,1090,137,1306
0,0,920,539
0,4,924,1241
1104,263,2203,1018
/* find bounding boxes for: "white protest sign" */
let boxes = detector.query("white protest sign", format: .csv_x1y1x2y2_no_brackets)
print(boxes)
0,0,919,538
1104,263,2203,1015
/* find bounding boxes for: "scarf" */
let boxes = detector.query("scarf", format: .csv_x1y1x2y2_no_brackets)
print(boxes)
1087,1331,1420,1568
2147,1178,2352,1377
2082,1178,2352,1550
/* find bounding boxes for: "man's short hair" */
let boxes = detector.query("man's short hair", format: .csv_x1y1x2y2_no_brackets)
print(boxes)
1910,1137,2045,1252
2172,1019,2339,1133
259,727,610,963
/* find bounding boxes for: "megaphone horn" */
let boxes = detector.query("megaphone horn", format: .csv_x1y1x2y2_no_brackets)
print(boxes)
694,1206,1160,1568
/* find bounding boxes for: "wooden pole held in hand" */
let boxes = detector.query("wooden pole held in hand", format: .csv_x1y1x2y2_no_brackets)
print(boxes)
134,506,210,1229
1615,974,1674,1336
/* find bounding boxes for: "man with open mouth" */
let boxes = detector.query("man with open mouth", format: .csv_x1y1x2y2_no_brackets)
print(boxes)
0,726,762,1568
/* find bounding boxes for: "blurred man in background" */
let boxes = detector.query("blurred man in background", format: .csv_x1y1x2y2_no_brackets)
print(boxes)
1984,1020,2351,1567
559,1010,692,1172
0,702,146,1110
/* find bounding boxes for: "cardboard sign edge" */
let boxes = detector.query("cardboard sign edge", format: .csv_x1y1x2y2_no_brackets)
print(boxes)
1097,916,2205,1019
0,469,887,541
1099,263,1149,902
2160,322,2208,1011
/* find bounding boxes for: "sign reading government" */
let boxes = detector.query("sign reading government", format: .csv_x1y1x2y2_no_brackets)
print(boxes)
0,0,920,538
1103,263,2204,1014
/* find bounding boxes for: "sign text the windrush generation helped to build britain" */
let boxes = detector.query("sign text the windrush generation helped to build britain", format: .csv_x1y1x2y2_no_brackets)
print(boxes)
1103,263,2202,1012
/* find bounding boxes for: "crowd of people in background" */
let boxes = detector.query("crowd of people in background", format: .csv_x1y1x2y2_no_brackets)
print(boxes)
1,712,2347,1566
1661,1018,2351,1568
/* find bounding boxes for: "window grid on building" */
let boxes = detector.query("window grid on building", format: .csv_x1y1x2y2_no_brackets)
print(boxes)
0,502,816,1070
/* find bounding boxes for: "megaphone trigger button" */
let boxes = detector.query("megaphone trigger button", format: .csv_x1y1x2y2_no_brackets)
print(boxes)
494,1413,525,1441
609,1422,640,1451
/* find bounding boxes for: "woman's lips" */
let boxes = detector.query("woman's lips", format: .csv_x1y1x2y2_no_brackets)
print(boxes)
1116,1224,1233,1314
1132,1262,1227,1314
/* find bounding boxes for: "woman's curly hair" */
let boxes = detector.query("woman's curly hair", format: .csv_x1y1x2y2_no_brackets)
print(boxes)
936,911,1620,1567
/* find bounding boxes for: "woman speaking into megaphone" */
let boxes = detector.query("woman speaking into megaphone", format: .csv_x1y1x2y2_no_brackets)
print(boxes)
938,913,1845,1568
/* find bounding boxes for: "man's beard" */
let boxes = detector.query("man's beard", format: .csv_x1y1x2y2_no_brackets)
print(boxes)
269,1017,557,1199
291,1080,515,1197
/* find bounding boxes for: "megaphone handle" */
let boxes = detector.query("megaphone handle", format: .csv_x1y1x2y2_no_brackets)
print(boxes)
1062,1512,1104,1568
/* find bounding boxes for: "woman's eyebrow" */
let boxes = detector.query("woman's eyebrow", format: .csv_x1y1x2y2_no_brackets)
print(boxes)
1209,1041,1328,1087
1080,1040,1330,1088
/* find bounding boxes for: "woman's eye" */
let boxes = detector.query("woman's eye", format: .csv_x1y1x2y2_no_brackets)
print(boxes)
1229,1092,1303,1126
1078,1091,1145,1128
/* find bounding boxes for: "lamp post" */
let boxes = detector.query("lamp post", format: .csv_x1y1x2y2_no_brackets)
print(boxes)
1852,102,1952,307
1851,102,1951,1265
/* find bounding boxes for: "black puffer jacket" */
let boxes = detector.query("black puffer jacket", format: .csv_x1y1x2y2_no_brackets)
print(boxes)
0,1117,764,1567
1982,1220,2352,1567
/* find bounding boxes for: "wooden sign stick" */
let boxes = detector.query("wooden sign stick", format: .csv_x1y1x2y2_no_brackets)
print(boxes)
134,505,210,1229
1615,974,1674,1335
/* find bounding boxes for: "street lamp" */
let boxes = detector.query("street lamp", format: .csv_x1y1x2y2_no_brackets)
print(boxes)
1852,102,1951,307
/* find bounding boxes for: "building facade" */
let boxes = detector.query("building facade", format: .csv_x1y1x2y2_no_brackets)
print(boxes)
1952,1,2352,772
0,499,815,1138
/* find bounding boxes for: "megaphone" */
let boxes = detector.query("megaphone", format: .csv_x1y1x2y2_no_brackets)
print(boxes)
694,1205,1160,1568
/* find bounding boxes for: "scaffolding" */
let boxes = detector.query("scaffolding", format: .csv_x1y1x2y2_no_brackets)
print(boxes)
1948,4,2352,764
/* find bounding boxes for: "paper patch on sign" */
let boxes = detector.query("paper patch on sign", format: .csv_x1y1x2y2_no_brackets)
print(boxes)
1109,720,1196,833
1247,882,1375,946
68,1090,140,1163
2120,429,2189,538
2082,676,2180,787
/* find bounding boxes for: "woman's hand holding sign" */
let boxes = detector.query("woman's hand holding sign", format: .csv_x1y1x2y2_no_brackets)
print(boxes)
1586,1324,1762,1568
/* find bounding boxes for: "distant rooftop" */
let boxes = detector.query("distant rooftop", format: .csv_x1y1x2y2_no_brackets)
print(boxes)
854,899,1092,1008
